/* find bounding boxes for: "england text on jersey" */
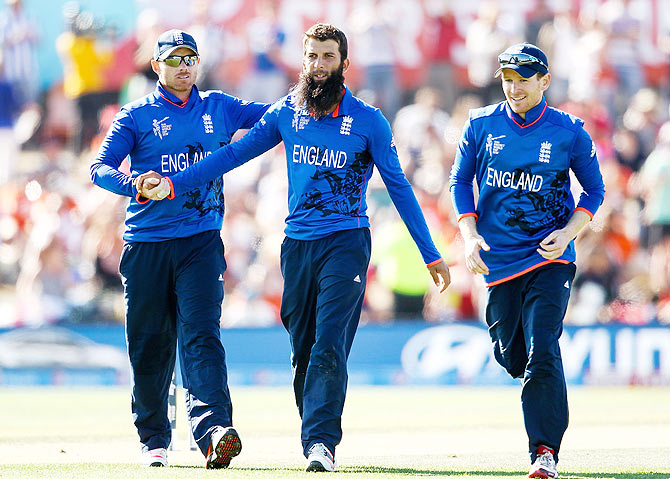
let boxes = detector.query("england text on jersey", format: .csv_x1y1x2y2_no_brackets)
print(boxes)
292,144,347,169
485,167,543,192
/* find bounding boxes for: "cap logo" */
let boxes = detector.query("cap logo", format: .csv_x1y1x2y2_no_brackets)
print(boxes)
174,32,184,44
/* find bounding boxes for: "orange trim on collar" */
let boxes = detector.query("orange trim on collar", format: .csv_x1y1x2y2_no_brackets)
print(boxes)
510,102,547,129
159,92,189,108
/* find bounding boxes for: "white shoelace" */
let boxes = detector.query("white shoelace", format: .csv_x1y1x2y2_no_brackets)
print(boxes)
537,452,555,468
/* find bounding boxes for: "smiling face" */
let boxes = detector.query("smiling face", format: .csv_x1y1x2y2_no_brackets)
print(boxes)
500,69,551,119
302,37,349,83
151,46,199,101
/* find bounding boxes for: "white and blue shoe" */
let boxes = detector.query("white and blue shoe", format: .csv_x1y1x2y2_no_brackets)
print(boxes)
306,443,336,472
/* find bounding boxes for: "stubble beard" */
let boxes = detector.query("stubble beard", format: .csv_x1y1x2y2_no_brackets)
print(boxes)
290,64,345,118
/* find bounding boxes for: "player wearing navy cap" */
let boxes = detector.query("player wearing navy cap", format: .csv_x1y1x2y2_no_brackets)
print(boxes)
90,29,269,468
137,23,451,472
450,43,605,478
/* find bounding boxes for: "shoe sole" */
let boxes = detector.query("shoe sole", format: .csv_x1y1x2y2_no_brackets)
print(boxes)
529,469,558,478
206,429,242,469
306,460,330,472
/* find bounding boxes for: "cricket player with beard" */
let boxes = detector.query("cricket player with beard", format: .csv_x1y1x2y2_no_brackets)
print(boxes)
137,23,451,472
90,29,269,469
449,43,605,478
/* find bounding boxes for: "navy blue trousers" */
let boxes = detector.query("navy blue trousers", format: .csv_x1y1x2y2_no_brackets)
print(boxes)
280,228,371,458
485,262,576,464
119,230,232,455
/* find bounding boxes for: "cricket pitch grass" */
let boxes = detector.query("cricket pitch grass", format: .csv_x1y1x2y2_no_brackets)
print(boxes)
0,385,668,478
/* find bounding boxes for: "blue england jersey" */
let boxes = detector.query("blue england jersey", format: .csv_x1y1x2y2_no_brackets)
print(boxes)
169,87,442,265
450,98,605,285
90,82,269,242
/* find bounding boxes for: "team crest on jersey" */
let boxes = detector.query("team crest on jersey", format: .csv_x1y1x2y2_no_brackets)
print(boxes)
485,134,505,156
340,115,353,135
152,116,172,139
539,141,552,163
202,114,214,133
292,108,311,132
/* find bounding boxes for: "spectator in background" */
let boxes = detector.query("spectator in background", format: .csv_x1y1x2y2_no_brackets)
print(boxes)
424,0,464,112
0,50,18,184
622,88,662,159
536,6,579,106
600,0,643,117
117,8,163,105
634,121,670,248
0,0,39,109
464,0,520,104
525,0,553,46
568,9,611,106
350,0,401,120
371,218,443,321
240,0,287,104
188,0,226,92
56,3,115,154
392,86,450,192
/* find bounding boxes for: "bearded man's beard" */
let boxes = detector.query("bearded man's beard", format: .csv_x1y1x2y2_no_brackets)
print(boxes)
290,64,345,118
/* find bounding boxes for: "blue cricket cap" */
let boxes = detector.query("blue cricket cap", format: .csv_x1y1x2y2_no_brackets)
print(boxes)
494,43,549,78
154,29,198,60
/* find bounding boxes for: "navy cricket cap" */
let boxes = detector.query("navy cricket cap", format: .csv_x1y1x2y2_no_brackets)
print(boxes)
494,43,549,78
154,29,198,60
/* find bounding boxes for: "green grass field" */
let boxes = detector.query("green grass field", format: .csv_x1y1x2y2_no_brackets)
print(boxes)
0,386,669,478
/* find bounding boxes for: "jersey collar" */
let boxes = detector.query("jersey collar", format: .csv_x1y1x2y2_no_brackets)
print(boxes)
330,86,352,118
156,81,199,109
505,96,547,129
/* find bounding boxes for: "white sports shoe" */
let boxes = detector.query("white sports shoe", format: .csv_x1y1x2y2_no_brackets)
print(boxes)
142,447,167,467
306,443,336,472
528,445,558,478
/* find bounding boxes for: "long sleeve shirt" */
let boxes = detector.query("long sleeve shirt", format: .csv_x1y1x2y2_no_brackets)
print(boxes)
169,87,443,265
90,82,268,242
449,97,605,285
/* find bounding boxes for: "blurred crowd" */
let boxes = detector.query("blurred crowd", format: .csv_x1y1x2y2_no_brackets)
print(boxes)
1,0,669,328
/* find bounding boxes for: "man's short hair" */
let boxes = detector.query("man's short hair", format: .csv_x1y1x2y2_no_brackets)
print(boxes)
303,23,348,61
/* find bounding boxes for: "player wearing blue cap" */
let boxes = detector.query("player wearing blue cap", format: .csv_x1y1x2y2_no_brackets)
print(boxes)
137,23,451,472
450,43,605,478
90,29,269,469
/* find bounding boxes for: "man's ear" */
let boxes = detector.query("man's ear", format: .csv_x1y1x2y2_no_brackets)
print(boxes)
342,58,350,74
540,72,551,92
150,59,160,76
